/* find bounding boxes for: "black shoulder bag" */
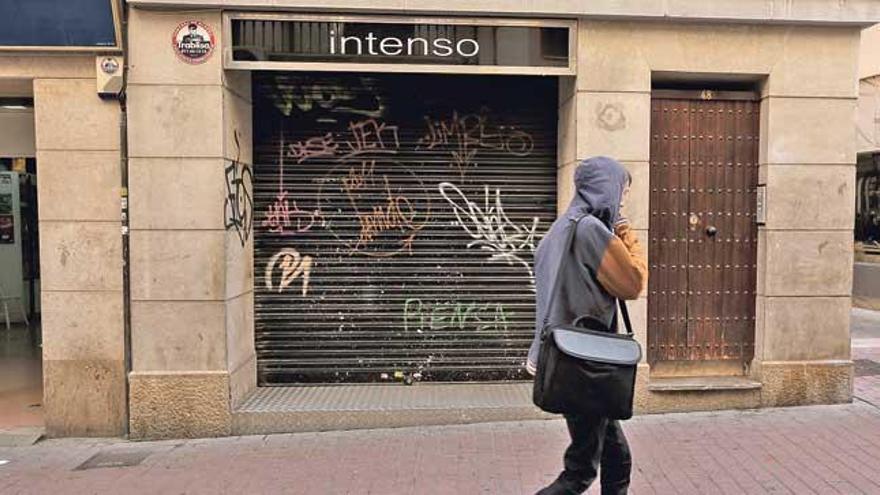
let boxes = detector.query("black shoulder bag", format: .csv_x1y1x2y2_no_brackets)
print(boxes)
532,214,642,420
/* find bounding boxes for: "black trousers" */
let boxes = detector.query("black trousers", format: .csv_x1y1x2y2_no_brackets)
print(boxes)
557,414,632,495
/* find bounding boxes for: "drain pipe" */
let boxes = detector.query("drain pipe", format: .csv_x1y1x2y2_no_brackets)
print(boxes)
118,0,133,438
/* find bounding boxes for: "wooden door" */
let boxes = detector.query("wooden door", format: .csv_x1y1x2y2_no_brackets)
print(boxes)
648,91,759,365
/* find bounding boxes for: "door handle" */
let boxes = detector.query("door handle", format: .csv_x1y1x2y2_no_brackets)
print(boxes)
706,225,718,237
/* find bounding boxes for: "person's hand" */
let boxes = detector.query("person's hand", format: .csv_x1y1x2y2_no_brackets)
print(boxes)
613,215,629,236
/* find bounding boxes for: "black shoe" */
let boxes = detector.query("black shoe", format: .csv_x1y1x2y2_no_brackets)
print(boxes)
535,472,588,495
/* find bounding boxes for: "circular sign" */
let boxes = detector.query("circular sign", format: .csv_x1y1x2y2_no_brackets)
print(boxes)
100,57,120,74
171,20,215,64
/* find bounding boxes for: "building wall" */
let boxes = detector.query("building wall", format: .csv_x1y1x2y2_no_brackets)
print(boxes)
125,7,256,439
0,55,126,436
0,0,866,440
126,8,244,439
223,71,256,411
560,20,857,411
859,24,880,80
858,76,880,154
124,12,861,437
129,0,880,25
858,22,880,152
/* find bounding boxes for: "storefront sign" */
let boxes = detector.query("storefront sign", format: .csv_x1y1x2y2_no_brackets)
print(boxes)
328,31,481,58
228,15,573,75
172,20,215,64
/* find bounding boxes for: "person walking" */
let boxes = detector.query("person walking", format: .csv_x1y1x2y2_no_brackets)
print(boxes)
526,156,648,495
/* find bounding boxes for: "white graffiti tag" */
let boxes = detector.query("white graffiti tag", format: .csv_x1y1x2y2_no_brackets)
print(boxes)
265,248,313,296
438,182,540,290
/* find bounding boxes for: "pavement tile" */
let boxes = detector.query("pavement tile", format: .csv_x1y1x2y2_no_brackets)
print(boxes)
0,309,878,493
1,401,879,495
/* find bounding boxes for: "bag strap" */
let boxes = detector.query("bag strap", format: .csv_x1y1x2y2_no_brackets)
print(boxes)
542,214,589,330
618,299,633,336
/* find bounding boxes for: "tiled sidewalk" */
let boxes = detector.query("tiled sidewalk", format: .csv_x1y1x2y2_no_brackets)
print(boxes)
0,393,879,494
0,308,878,495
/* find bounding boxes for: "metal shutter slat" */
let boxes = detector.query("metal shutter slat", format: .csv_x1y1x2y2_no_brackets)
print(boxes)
253,72,557,384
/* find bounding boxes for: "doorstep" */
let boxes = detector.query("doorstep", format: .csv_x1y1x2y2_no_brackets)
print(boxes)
0,426,44,447
232,382,552,436
648,375,762,392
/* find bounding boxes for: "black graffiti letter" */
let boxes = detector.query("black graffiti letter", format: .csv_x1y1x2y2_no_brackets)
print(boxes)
224,161,254,247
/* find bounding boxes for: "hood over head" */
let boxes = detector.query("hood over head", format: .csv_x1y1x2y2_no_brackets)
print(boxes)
567,156,630,228
526,155,631,369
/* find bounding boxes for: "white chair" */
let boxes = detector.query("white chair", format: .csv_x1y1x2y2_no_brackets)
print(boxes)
0,280,29,330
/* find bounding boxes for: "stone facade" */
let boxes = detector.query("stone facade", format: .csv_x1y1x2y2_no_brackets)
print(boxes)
1,1,875,438
559,20,858,411
127,8,234,439
124,8,257,438
35,78,125,437
0,55,127,436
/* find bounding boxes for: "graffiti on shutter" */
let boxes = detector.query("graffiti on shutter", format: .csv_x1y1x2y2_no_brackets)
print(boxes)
252,72,557,384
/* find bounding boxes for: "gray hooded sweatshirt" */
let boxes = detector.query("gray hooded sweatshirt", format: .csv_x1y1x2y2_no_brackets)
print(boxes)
526,156,635,371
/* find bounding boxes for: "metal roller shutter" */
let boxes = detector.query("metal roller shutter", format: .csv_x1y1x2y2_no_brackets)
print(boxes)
252,72,557,384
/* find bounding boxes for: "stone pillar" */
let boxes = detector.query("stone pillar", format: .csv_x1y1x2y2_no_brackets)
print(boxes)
223,70,256,409
126,8,233,439
34,71,126,436
564,21,652,370
756,27,859,405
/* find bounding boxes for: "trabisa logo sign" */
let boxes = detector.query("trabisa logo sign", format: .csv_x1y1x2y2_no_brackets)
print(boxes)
172,20,216,64
329,30,479,58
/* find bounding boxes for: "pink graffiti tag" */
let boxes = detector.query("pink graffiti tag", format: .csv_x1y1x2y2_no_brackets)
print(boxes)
337,161,426,256
264,132,323,235
286,132,338,163
262,190,320,234
353,176,423,255
417,111,534,179
342,118,400,158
